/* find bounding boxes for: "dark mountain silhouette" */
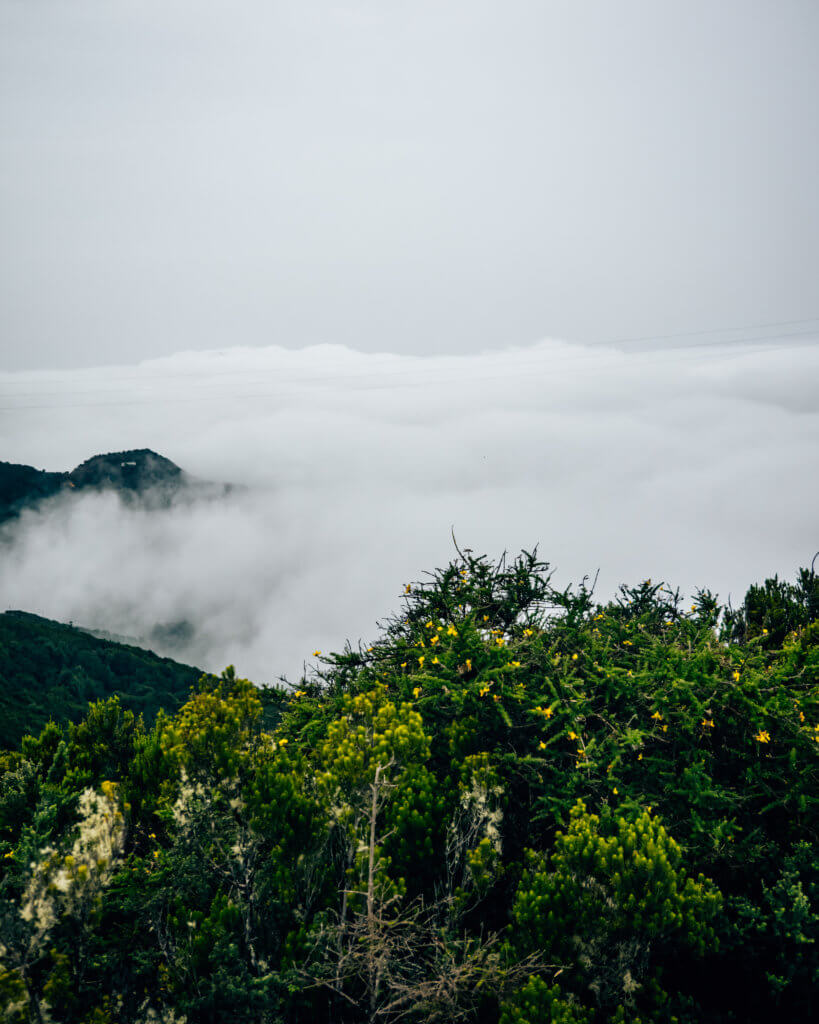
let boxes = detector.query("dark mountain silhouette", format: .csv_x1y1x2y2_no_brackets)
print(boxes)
0,609,205,749
0,449,232,525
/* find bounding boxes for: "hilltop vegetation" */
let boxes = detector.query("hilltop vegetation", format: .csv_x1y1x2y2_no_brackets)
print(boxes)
0,612,203,750
0,450,231,526
0,551,816,1024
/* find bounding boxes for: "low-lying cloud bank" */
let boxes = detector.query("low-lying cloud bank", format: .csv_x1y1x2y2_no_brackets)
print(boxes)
1,338,817,683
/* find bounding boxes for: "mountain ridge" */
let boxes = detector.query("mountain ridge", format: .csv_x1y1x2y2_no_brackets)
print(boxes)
0,448,232,524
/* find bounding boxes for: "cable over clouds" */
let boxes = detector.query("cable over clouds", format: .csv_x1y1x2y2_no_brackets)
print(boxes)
1,338,817,683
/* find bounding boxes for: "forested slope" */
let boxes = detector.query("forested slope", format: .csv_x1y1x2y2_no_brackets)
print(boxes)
0,611,202,749
0,552,816,1024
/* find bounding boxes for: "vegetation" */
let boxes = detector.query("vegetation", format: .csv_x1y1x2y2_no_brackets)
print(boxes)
0,550,817,1023
0,612,202,750
0,450,224,526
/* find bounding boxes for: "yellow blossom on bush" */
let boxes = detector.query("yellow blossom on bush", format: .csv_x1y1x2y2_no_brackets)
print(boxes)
754,730,770,744
651,711,663,721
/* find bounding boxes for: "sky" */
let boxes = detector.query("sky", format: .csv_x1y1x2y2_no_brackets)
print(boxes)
0,3,817,682
1,0,818,369
1,338,817,683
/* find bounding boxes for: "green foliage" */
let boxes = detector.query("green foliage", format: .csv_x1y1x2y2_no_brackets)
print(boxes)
511,801,721,1013
0,611,201,750
500,975,592,1024
0,551,816,1023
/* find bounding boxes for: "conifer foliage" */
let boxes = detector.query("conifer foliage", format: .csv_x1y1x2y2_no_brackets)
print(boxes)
0,550,817,1023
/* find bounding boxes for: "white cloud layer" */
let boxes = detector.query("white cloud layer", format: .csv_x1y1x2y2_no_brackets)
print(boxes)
1,338,817,683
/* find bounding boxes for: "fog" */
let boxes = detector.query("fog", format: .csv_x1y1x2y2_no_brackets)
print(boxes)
1,337,817,683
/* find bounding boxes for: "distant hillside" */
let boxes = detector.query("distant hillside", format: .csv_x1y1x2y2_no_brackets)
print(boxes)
0,448,232,525
0,610,204,749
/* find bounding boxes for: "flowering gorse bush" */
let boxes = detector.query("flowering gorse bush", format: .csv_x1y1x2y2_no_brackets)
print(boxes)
0,549,816,1023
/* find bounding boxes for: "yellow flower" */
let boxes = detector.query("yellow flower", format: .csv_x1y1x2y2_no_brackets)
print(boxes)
538,740,547,750
662,724,668,732
153,850,160,858
762,628,768,635
612,787,618,795
540,706,553,718
418,655,425,667
493,694,500,702
754,730,770,744
313,650,321,657
571,653,578,661
279,738,289,746
799,711,805,723
430,635,440,646
405,584,411,593
623,639,633,646
651,711,663,721
567,730,578,741
412,686,421,698
426,621,434,629
479,686,490,697
701,718,714,729
294,690,306,698
432,656,440,665
483,615,489,622
437,625,444,632
465,658,472,671
511,660,521,668
149,832,157,839
637,753,643,761
627,670,633,678
400,662,407,668
3,851,14,859
732,670,740,682
447,625,458,637
524,628,534,636
495,637,505,647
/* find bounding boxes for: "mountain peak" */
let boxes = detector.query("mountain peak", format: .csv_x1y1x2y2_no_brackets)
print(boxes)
68,449,184,491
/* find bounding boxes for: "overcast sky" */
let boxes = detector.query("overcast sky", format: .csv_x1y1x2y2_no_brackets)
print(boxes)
0,3,816,681
2,0,818,370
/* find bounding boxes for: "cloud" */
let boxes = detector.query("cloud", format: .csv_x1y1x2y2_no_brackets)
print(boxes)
1,338,817,683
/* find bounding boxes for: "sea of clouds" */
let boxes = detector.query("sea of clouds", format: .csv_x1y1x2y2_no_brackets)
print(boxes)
1,338,817,684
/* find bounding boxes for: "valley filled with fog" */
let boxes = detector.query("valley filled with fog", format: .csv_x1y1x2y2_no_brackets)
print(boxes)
1,337,816,683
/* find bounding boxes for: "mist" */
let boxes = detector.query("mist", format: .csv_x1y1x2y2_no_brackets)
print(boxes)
1,338,817,683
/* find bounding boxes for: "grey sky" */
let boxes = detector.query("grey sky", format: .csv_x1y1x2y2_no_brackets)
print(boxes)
2,0,818,371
